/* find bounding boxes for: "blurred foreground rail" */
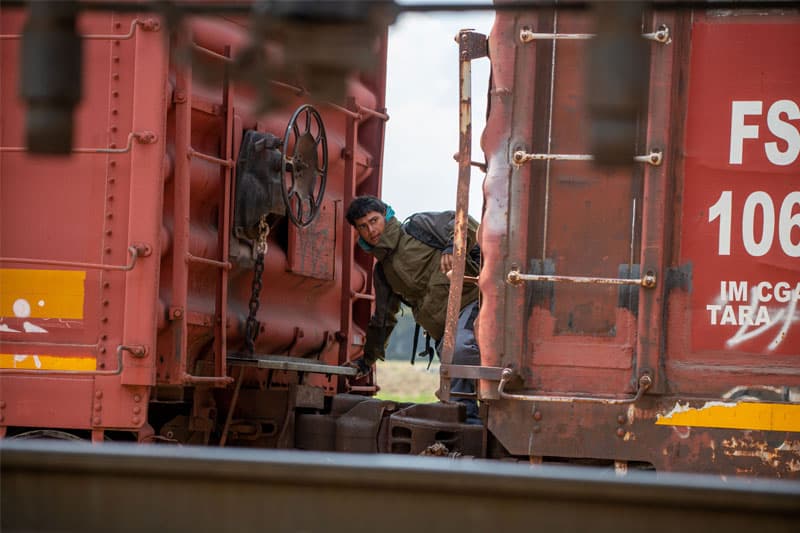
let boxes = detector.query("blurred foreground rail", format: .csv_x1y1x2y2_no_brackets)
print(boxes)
2,441,799,532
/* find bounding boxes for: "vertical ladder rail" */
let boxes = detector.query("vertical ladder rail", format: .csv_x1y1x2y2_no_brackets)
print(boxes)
339,97,360,367
215,44,234,379
439,30,487,402
634,12,677,394
172,30,192,382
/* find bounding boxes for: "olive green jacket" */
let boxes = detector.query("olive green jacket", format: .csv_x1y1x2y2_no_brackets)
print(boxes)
362,216,479,363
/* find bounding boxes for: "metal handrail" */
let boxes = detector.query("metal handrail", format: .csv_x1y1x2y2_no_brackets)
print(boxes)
498,368,653,405
0,244,149,272
506,267,657,288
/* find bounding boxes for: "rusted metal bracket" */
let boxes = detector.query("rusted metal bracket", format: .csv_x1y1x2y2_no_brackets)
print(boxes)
498,368,653,405
456,30,487,61
519,24,671,44
0,243,151,272
507,266,657,288
440,364,504,381
512,149,662,166
117,344,148,359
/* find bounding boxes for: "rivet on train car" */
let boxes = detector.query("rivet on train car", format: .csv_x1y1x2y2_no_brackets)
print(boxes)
616,428,625,438
93,417,101,425
103,299,110,306
132,416,141,425
0,400,6,409
101,334,108,341
532,424,541,433
99,362,105,369
111,90,119,98
106,212,113,219
99,347,106,354
617,415,627,425
114,40,120,47
107,195,114,202
114,21,121,29
112,73,119,80
105,247,112,254
174,91,187,104
105,230,112,236
101,316,108,323
111,126,117,133
533,411,542,421
95,391,103,399
111,108,118,115
103,282,110,289
110,160,117,167
0,414,4,423
109,143,117,149
113,56,120,63
108,177,116,183
133,406,141,415
134,394,141,403
94,403,102,412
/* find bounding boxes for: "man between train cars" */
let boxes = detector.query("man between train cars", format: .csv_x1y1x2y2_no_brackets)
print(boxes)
343,196,482,425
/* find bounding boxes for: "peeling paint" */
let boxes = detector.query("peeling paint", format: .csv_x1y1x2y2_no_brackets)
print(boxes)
721,436,800,473
777,441,800,452
656,401,800,432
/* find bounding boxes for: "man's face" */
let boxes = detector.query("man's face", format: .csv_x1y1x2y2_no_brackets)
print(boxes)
354,210,386,247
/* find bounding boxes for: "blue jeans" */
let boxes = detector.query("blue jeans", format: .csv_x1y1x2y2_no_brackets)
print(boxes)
440,301,481,424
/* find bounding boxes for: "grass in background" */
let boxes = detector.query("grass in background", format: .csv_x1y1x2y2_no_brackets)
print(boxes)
374,360,439,404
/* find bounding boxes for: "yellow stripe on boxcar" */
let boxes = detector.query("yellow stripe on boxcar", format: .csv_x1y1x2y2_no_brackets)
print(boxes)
0,354,96,371
656,402,800,432
0,269,86,320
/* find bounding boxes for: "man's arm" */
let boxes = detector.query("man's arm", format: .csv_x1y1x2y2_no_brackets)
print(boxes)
362,262,401,364
441,214,480,274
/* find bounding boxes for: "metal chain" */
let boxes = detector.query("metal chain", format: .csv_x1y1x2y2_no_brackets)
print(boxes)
244,215,269,355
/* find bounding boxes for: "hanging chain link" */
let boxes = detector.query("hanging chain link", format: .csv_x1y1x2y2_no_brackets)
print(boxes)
244,215,269,355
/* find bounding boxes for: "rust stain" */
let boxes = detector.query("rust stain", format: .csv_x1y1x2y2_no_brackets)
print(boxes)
721,435,800,472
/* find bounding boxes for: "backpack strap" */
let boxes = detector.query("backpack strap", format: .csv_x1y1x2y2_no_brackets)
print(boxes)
411,324,437,370
411,323,421,365
424,333,435,370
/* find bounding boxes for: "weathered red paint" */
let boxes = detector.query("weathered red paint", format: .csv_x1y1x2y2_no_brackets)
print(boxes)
478,7,799,476
0,7,387,435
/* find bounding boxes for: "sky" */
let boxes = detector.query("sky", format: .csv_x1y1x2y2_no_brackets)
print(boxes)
381,2,495,220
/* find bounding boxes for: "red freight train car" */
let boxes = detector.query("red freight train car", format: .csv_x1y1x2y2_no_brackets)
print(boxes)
1,4,389,446
1,2,799,477
471,4,800,476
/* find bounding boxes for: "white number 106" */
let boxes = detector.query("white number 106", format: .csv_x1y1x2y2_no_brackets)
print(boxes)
708,190,800,257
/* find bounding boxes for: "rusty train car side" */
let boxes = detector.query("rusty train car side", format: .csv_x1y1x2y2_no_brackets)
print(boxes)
474,5,800,476
1,2,799,478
